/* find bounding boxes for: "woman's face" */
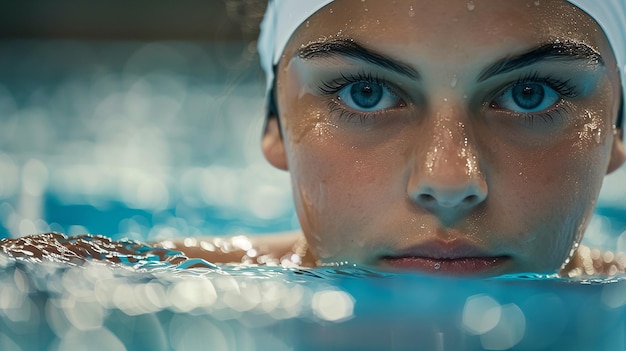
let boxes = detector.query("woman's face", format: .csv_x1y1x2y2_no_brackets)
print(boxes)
263,0,625,275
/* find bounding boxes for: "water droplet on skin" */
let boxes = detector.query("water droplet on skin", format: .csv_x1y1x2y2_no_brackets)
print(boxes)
329,8,334,13
534,0,540,5
305,20,310,28
595,129,602,143
408,5,415,17
434,263,441,270
467,1,475,11
450,75,458,88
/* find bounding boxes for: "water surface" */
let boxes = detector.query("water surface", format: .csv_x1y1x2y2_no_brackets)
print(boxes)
1,236,625,351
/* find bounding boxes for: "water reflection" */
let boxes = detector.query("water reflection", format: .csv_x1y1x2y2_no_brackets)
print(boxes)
1,251,626,351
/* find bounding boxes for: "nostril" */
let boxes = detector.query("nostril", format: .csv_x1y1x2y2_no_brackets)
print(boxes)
419,194,436,203
411,184,487,209
463,195,478,204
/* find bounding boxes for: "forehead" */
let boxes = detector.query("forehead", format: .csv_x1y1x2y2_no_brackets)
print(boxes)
282,0,612,66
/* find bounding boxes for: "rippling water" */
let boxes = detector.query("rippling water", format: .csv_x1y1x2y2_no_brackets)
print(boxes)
1,237,626,351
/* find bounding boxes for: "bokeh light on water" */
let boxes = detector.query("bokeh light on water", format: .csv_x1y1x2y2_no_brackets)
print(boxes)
1,252,626,350
0,39,296,242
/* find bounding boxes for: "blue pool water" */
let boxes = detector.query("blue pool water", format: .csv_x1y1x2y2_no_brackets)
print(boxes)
0,40,298,241
1,40,626,350
1,248,626,351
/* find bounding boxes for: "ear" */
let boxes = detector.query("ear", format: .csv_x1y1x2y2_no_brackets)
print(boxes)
262,117,288,170
607,128,626,174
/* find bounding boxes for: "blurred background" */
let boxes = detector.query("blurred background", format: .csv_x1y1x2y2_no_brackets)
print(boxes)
0,0,624,251
0,0,297,242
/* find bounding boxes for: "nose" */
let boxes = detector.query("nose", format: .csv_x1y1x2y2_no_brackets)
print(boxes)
408,117,487,212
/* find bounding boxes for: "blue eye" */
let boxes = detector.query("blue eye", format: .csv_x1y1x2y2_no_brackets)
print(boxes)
494,82,560,113
337,81,401,112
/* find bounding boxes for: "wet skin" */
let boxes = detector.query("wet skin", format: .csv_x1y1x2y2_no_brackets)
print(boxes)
261,0,626,276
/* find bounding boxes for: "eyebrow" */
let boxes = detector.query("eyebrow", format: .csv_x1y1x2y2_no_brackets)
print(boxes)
296,38,421,80
477,41,604,82
296,38,604,84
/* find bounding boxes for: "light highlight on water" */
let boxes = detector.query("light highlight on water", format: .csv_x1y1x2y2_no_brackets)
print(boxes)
1,246,626,351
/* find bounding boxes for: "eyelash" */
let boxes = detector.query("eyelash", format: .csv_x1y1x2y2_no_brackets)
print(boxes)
319,71,397,123
318,70,580,125
515,71,578,98
511,104,573,126
319,71,388,95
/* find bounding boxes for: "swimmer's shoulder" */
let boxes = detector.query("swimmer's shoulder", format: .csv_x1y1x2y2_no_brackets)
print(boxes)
560,244,626,277
156,231,317,267
0,231,316,268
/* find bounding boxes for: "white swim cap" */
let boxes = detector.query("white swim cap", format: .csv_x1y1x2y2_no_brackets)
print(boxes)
258,0,625,128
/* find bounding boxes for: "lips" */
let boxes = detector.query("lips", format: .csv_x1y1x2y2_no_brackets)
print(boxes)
380,239,510,275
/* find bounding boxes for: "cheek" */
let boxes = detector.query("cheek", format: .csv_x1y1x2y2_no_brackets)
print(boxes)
486,97,614,227
516,156,595,229
287,137,395,228
286,143,370,259
490,129,610,258
282,113,411,258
